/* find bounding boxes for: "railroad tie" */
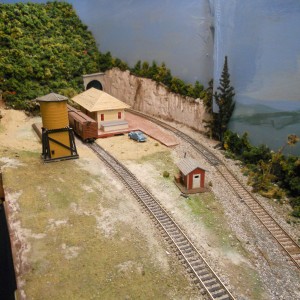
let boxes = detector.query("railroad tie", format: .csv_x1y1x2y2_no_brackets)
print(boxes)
195,268,209,276
208,283,222,293
212,289,228,299
177,241,188,247
184,252,195,259
201,273,214,282
176,236,187,242
216,295,231,300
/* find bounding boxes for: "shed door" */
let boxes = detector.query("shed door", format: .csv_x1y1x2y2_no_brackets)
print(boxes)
192,174,201,189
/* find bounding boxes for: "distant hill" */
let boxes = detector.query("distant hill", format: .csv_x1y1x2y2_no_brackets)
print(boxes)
0,2,100,109
233,101,281,117
232,100,300,129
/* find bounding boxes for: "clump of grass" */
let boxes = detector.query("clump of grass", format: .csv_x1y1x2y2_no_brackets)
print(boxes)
163,171,170,178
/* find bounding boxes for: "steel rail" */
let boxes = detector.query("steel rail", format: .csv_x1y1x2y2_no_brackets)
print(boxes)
127,108,300,270
216,164,300,269
88,142,235,300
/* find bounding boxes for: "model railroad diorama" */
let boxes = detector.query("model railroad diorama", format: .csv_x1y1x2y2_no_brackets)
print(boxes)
1,2,300,300
1,72,299,300
0,68,300,300
1,82,300,300
26,79,299,300
30,87,236,300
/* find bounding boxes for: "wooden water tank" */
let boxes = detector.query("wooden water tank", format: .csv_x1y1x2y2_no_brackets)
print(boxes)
39,101,69,129
36,93,78,161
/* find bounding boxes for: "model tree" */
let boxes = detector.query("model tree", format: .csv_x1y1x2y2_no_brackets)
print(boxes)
214,56,235,142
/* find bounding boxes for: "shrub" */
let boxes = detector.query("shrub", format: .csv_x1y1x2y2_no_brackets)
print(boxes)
224,131,300,217
0,2,100,109
223,131,251,156
163,171,170,178
290,197,300,217
242,144,271,164
291,206,300,218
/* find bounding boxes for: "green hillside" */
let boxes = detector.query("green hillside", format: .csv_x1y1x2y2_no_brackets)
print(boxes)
0,1,100,109
0,1,209,112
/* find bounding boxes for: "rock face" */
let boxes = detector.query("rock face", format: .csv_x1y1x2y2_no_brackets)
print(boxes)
102,68,210,133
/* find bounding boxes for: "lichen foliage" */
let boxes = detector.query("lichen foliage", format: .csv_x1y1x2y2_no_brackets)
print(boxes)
0,2,100,110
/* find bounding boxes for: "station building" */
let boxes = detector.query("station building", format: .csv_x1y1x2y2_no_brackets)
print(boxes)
72,88,130,132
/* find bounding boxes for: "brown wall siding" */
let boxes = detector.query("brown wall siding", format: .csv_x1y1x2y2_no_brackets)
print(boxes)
187,168,205,190
68,111,98,141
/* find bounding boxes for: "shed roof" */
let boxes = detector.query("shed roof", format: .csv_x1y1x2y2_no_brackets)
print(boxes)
177,158,206,176
72,88,130,112
36,92,68,102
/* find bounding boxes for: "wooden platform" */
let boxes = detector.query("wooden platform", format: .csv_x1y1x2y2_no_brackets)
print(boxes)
97,128,131,138
174,180,209,194
100,120,129,132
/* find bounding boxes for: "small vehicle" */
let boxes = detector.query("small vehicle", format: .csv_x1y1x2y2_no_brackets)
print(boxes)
128,131,147,142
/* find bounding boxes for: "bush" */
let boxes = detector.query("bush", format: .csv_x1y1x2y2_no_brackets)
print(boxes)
223,131,251,156
291,206,300,218
242,144,271,164
130,60,205,101
163,171,170,178
0,2,100,108
224,130,300,217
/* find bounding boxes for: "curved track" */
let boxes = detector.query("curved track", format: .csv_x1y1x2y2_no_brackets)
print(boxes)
127,109,300,270
88,142,235,300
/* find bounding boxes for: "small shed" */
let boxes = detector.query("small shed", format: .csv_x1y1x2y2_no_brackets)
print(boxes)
72,88,130,132
175,158,207,193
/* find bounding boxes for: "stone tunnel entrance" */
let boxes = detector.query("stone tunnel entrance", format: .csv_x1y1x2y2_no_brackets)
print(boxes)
86,80,103,90
83,72,104,91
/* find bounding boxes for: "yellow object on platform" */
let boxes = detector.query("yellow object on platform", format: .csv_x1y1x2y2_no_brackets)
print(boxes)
40,101,69,129
36,93,73,160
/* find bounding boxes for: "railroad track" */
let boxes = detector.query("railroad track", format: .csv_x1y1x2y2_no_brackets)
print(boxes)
88,142,235,300
216,164,300,269
127,108,300,270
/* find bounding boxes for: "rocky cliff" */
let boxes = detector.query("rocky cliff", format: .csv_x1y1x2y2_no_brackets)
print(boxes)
101,68,210,133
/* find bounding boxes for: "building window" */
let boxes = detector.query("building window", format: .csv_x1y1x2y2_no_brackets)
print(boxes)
101,114,104,121
118,112,122,119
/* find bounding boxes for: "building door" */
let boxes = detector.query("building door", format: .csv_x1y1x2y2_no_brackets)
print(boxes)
192,174,201,188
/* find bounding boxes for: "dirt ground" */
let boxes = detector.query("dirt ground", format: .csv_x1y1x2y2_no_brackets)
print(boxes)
96,134,169,161
0,103,299,300
0,106,202,300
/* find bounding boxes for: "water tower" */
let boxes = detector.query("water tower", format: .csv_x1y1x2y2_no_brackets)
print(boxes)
36,93,78,162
